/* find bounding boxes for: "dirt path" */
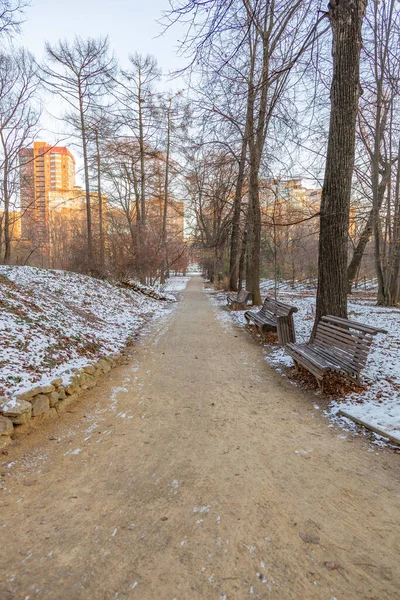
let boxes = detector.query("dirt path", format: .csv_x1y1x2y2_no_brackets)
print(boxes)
0,276,399,600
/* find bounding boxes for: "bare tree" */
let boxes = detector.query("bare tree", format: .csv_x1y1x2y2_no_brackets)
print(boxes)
42,36,116,271
116,53,161,228
0,48,40,263
0,0,28,40
166,0,322,303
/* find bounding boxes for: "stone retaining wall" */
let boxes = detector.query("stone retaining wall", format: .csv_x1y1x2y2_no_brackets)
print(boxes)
0,353,124,448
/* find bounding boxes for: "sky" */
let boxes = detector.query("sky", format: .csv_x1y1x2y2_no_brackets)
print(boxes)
20,0,187,77
17,0,189,179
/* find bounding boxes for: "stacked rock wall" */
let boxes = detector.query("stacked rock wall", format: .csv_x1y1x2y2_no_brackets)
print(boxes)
0,354,122,448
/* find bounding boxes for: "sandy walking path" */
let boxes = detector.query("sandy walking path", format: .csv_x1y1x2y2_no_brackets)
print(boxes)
0,275,399,600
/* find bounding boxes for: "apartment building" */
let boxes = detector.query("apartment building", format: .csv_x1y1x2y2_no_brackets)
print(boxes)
19,142,76,258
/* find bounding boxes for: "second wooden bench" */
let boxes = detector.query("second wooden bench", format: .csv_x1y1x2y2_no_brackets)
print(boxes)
244,296,298,345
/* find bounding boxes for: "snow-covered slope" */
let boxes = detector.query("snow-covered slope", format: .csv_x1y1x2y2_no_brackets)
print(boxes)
0,266,174,399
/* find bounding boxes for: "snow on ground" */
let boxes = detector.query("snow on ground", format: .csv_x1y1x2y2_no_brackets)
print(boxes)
0,266,182,400
210,279,400,444
161,275,191,293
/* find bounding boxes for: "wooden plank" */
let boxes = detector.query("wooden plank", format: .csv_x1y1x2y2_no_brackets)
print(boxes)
310,344,357,375
338,410,400,445
314,344,365,372
318,322,370,347
285,348,326,378
323,316,388,335
286,344,330,371
314,335,369,362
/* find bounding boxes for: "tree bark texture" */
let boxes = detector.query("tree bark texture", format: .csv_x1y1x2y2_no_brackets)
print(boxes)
313,0,367,336
229,108,250,292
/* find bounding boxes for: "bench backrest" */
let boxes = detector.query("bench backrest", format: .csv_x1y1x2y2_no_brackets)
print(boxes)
237,289,251,304
314,316,375,373
260,296,298,319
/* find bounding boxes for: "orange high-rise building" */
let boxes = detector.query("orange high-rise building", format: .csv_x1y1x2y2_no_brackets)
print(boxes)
19,142,76,260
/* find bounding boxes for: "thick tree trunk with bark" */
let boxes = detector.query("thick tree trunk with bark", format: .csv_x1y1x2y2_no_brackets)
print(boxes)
246,164,262,305
312,0,366,336
229,110,250,292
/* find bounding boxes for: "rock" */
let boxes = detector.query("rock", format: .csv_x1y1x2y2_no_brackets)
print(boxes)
299,532,320,545
1,398,32,418
58,387,66,400
38,407,58,421
17,384,55,401
41,384,55,394
86,374,97,389
11,411,32,425
0,436,11,448
16,390,34,401
83,365,96,375
50,378,63,387
31,394,50,416
65,384,79,396
56,394,78,413
0,416,13,435
98,359,111,373
48,391,59,407
81,374,96,390
323,562,341,571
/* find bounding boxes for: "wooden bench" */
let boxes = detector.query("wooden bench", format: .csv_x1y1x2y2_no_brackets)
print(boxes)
285,315,387,390
244,296,298,345
226,289,251,310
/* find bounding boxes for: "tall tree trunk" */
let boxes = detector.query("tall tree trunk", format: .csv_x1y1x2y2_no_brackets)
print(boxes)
138,76,146,227
95,129,105,271
2,153,10,264
246,163,262,305
238,228,247,293
389,141,400,304
347,174,388,292
312,0,367,337
78,82,93,270
161,100,171,285
229,109,250,292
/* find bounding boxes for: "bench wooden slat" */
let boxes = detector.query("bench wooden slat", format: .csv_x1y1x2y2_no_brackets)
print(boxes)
314,341,370,369
315,327,370,357
322,315,388,335
312,344,360,375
